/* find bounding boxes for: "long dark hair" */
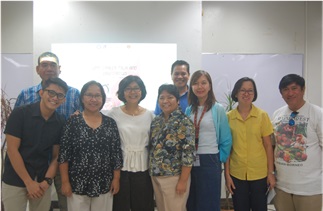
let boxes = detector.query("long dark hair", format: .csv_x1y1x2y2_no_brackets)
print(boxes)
188,70,216,114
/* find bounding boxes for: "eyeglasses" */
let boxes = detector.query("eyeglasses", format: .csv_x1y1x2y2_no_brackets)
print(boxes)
84,94,102,99
288,111,298,126
44,89,66,100
124,87,141,93
239,89,254,95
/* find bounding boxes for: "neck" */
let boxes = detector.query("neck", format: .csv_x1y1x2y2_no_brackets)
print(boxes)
177,85,188,96
39,102,55,120
198,97,207,106
237,104,252,112
83,109,101,117
123,103,141,116
289,100,306,111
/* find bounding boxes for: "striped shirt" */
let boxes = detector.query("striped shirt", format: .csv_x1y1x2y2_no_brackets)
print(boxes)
14,83,81,120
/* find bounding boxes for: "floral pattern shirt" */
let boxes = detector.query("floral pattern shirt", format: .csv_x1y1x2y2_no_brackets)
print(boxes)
149,108,195,176
58,113,123,197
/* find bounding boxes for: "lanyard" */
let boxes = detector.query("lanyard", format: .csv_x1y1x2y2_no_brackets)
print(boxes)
194,106,207,150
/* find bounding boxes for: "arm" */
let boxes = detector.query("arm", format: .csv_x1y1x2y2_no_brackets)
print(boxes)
6,134,44,199
110,169,121,195
263,135,276,189
39,145,59,192
224,157,235,195
176,166,192,194
59,162,72,197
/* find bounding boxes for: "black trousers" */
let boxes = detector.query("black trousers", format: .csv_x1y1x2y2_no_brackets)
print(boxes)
113,170,154,211
231,175,267,211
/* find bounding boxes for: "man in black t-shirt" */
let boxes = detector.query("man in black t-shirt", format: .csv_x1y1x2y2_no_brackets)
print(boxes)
2,78,68,211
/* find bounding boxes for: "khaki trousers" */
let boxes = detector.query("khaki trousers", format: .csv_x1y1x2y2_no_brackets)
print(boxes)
2,182,51,211
151,175,190,211
274,187,323,211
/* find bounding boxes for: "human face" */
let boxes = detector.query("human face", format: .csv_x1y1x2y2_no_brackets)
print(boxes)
36,57,61,81
171,65,190,90
158,90,179,117
192,75,211,104
124,82,142,104
82,85,103,113
281,82,305,111
39,84,66,111
236,81,255,105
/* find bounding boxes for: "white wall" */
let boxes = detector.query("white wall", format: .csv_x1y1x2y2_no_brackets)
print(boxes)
202,1,322,106
33,1,202,84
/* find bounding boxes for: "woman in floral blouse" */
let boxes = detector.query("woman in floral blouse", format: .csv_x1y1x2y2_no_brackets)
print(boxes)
149,84,195,211
58,80,123,211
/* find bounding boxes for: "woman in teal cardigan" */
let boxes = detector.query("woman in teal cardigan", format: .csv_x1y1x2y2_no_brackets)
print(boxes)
185,70,232,211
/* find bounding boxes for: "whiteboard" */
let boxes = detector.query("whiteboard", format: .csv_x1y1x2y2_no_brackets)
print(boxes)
1,54,34,105
201,54,303,116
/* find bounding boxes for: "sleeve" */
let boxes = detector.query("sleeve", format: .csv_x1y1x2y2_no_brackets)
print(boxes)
181,117,196,167
216,104,233,163
58,118,74,163
261,111,274,137
154,98,162,115
14,91,25,108
109,118,123,170
4,107,24,138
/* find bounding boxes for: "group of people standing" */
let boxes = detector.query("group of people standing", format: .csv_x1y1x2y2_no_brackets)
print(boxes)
1,52,322,211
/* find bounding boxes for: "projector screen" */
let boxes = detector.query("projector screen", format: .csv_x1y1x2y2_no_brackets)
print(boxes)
52,43,176,111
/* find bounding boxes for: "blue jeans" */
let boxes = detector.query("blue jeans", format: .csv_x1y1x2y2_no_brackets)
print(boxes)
187,153,222,211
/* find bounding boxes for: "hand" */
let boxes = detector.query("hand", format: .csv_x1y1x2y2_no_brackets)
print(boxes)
26,180,44,199
225,174,236,195
61,181,73,197
267,173,276,190
39,180,50,192
110,178,120,195
176,179,187,195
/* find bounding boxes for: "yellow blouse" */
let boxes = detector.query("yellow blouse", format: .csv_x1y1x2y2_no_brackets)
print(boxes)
227,105,273,180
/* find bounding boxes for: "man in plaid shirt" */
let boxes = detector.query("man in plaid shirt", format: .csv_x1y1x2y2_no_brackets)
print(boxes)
14,51,81,211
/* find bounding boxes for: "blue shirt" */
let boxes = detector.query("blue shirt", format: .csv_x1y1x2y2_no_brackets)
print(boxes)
154,90,189,115
14,83,81,120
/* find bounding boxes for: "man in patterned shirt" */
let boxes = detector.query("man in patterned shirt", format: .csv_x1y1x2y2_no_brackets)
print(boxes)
14,52,81,211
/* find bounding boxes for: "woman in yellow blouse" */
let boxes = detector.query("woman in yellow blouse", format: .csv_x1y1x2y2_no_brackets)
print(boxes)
225,77,275,211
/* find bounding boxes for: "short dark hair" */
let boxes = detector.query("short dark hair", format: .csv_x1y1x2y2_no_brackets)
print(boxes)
42,78,68,93
231,77,258,102
38,52,59,65
171,60,190,75
80,81,106,110
279,74,305,93
158,84,180,101
117,75,147,103
188,70,216,113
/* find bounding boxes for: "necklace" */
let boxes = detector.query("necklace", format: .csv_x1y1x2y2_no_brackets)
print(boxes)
124,105,141,116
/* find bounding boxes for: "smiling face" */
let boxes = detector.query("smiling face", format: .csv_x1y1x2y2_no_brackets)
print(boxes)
82,84,103,113
171,65,190,91
191,75,211,104
39,83,66,111
281,82,305,111
236,81,255,105
36,57,61,81
124,82,142,105
158,90,179,117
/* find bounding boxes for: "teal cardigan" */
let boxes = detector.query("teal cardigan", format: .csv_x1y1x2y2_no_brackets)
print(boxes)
185,103,232,163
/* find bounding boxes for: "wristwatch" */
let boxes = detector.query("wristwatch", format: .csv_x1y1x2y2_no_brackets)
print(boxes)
44,177,53,186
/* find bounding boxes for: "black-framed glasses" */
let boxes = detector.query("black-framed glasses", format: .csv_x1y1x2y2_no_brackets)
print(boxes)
288,111,298,126
84,94,102,100
44,89,66,100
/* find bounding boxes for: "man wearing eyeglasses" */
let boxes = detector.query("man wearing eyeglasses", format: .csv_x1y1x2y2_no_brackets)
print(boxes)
2,78,68,211
13,52,81,211
272,74,322,211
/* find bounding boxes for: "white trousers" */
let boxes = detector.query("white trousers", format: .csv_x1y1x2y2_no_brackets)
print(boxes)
67,192,113,211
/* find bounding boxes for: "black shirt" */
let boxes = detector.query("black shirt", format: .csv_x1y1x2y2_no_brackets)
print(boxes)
2,101,65,187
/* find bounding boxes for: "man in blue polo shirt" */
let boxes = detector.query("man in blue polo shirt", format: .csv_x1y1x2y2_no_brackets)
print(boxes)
14,52,80,211
154,60,190,115
2,78,68,211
